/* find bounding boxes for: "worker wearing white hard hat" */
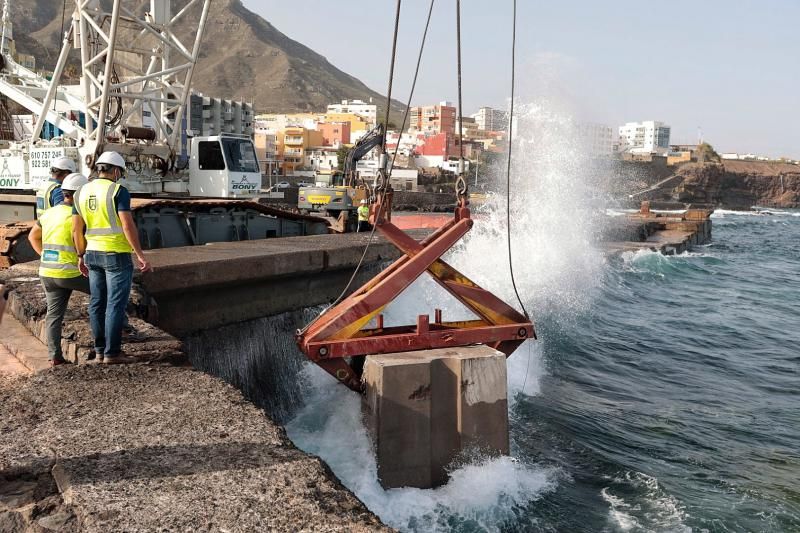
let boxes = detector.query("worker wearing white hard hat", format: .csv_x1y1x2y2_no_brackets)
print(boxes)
36,155,77,217
28,172,90,366
357,198,371,232
72,151,150,364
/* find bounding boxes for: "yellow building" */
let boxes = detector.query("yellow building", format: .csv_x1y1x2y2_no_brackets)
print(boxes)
667,151,692,166
323,112,371,135
276,127,324,174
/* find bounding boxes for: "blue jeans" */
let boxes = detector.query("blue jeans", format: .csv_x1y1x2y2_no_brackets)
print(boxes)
84,251,133,357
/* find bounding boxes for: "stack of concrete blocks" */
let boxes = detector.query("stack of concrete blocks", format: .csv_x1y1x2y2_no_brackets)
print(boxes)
363,345,509,489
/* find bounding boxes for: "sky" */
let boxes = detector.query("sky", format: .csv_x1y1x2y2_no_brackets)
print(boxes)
243,0,799,159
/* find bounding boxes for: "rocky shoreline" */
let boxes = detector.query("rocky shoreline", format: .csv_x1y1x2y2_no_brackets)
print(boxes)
646,161,800,209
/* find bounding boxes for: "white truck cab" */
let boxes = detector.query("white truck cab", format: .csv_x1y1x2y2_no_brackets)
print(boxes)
188,134,261,198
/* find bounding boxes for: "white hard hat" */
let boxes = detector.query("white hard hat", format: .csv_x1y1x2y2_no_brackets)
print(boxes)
50,156,76,173
95,151,126,170
61,173,88,192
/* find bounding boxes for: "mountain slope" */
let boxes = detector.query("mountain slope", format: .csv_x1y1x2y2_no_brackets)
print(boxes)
7,0,401,116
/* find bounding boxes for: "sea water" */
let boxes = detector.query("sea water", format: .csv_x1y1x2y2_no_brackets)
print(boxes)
283,97,800,531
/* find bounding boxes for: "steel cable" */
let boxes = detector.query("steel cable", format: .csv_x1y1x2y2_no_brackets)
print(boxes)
503,0,534,393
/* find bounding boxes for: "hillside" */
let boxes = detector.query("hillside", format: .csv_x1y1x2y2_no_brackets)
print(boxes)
7,0,402,116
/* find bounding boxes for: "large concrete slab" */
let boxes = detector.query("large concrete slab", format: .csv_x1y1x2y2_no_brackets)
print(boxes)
364,346,509,489
0,312,49,372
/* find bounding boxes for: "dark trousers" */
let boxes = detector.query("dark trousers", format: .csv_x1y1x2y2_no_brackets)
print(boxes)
41,276,90,361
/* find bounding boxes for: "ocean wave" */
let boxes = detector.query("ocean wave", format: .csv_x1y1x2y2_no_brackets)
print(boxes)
712,208,800,218
619,248,719,273
601,472,691,533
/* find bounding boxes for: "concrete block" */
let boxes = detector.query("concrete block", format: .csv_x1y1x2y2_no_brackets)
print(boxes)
363,345,508,489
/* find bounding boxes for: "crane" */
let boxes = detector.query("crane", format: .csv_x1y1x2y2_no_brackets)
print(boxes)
0,0,328,266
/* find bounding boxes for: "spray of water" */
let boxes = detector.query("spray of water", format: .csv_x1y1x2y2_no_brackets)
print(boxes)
285,91,610,530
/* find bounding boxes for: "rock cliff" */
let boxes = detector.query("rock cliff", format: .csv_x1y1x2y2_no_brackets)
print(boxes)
673,161,800,209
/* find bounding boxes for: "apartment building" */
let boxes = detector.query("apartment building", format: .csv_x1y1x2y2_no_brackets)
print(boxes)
254,113,320,133
186,94,254,137
317,121,351,147
326,99,377,127
578,122,614,157
618,121,671,154
409,102,456,135
276,127,324,175
470,107,508,132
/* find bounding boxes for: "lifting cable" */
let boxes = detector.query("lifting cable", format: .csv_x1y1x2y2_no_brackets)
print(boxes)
504,0,534,394
300,0,437,333
505,0,528,320
455,0,466,197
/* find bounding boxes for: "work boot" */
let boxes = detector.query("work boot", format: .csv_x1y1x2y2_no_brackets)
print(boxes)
101,354,139,365
49,358,70,367
86,352,104,364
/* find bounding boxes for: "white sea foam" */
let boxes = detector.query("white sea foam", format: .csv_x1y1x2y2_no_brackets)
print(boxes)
600,472,692,533
712,208,800,219
285,363,556,532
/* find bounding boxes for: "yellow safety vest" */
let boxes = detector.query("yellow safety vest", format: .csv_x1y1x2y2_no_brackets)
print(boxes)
357,205,369,222
74,179,133,253
36,181,59,217
38,204,80,279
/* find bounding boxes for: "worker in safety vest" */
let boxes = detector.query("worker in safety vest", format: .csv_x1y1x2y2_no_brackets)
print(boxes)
72,151,151,364
36,156,76,217
28,172,89,365
357,199,371,232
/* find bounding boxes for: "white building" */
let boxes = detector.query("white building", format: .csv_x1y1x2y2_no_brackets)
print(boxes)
470,107,508,131
579,122,614,157
187,94,254,137
305,147,339,173
385,131,425,157
254,113,320,133
326,99,377,127
354,162,419,191
618,121,671,154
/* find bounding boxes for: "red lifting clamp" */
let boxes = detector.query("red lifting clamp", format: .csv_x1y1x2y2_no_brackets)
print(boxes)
296,190,535,392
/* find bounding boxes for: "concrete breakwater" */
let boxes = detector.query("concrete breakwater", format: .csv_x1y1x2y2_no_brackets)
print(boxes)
601,203,713,256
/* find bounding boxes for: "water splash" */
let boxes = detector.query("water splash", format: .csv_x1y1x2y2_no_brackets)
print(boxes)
285,363,557,532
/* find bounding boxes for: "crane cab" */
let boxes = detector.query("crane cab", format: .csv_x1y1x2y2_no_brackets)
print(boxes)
188,134,261,198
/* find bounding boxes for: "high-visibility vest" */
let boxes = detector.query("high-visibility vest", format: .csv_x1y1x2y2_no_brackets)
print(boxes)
74,179,133,253
36,180,60,217
357,205,369,222
38,204,80,279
